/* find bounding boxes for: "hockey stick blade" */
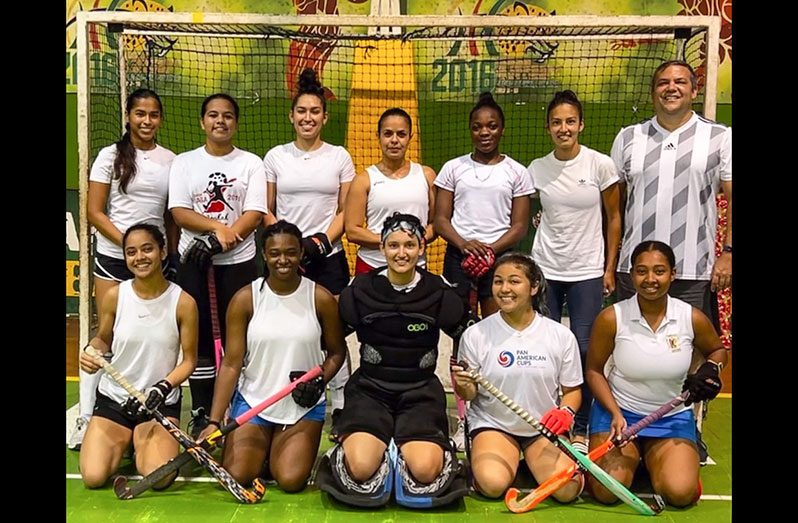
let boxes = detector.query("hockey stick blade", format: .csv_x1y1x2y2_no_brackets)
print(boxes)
505,391,689,513
84,346,266,503
114,365,324,499
464,368,660,516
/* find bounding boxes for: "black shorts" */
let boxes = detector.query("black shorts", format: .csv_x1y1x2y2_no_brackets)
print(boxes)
93,391,182,431
302,250,350,296
94,252,176,282
442,245,500,303
336,369,451,450
469,427,544,452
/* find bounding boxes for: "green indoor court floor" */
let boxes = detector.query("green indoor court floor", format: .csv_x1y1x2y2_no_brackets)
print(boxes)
66,381,731,522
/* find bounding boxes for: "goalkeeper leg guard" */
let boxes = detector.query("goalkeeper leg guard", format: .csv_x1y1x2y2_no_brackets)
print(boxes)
316,443,393,508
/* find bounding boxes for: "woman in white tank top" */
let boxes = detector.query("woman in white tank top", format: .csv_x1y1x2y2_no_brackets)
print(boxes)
78,223,198,490
344,108,437,274
198,220,347,492
586,241,727,508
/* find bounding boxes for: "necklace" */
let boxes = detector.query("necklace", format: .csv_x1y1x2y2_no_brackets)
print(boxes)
471,155,500,182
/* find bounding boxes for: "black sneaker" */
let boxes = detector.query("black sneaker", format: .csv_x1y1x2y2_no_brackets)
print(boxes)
188,407,209,440
328,408,342,443
696,430,709,466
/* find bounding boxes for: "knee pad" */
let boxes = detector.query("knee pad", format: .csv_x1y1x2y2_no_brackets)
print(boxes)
392,440,468,509
315,443,392,508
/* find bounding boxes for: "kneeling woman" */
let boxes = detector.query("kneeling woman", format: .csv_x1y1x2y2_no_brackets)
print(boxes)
586,241,727,507
199,220,346,492
320,213,475,508
453,253,584,502
78,223,198,489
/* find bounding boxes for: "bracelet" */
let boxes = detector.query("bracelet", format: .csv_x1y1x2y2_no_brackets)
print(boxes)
562,406,576,416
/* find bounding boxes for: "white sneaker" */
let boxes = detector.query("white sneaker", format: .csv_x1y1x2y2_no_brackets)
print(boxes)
68,416,89,451
452,419,466,452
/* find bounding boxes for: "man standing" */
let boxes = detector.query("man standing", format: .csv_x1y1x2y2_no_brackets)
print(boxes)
611,60,731,464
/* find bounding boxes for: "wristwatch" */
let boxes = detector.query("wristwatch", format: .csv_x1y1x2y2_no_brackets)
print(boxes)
722,245,732,254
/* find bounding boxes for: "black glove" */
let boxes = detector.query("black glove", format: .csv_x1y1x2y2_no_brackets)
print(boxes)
164,253,180,281
301,233,332,266
121,396,152,421
289,371,325,408
181,232,223,269
143,379,173,411
682,361,722,406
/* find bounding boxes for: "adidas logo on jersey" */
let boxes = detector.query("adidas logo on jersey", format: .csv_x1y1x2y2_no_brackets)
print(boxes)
664,143,676,151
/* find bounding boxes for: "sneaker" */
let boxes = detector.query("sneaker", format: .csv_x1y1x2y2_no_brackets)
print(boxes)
68,416,89,451
570,439,588,455
328,408,342,443
696,430,709,466
692,478,703,505
188,407,209,440
452,419,466,452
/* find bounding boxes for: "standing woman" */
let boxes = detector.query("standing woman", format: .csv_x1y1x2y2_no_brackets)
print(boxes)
197,220,346,492
263,68,355,416
78,223,198,489
452,253,584,502
168,93,267,437
319,213,474,508
527,89,622,451
344,108,437,274
434,92,533,318
71,89,178,451
586,241,727,507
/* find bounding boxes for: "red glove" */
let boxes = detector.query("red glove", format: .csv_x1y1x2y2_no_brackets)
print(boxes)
540,406,575,436
461,247,496,279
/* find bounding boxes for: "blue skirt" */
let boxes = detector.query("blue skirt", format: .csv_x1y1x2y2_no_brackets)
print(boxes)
588,400,696,442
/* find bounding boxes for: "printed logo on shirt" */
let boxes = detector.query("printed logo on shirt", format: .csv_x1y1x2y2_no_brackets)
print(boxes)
498,351,515,367
407,323,429,332
577,178,587,186
664,143,676,151
515,349,548,367
666,335,681,352
372,180,385,187
203,172,237,213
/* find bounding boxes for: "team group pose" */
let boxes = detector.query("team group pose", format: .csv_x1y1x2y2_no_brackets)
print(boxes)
74,59,730,513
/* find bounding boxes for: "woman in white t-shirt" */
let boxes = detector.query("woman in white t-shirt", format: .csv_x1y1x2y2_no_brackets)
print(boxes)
263,68,355,296
344,108,436,274
586,241,726,507
434,92,533,317
78,223,198,490
71,89,177,452
527,89,622,450
198,220,346,492
453,253,584,501
168,93,267,436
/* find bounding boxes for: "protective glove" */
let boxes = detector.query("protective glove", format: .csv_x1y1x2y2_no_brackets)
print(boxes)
540,406,575,437
290,371,325,408
180,232,223,269
301,232,332,266
461,246,496,279
143,379,173,412
682,361,722,406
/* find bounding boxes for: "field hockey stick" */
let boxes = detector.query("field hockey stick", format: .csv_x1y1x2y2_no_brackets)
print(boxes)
83,347,266,503
207,266,224,371
505,391,689,513
114,365,324,500
460,365,662,516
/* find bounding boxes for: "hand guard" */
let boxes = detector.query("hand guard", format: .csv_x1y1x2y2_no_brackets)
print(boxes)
143,379,173,412
460,247,496,279
164,253,180,281
301,233,332,266
540,406,575,437
180,232,223,269
290,371,325,408
682,361,722,406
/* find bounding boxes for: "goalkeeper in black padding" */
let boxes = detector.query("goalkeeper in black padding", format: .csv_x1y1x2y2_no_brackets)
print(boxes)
315,213,477,508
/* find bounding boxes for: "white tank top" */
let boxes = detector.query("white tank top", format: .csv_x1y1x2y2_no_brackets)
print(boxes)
608,295,694,416
358,162,429,267
98,281,182,406
239,276,324,424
